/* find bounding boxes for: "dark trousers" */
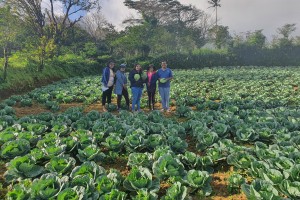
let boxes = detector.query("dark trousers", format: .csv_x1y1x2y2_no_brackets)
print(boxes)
102,86,113,106
147,89,156,108
117,88,130,109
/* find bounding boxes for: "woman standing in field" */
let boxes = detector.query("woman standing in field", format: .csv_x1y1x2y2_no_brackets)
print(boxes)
101,61,115,112
129,63,144,112
146,64,158,110
114,63,130,111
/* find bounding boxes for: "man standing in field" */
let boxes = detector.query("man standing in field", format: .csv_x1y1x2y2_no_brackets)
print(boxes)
157,61,173,112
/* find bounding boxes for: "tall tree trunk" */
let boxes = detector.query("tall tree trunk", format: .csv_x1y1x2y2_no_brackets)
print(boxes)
38,44,45,72
215,7,218,26
54,34,61,55
3,46,8,81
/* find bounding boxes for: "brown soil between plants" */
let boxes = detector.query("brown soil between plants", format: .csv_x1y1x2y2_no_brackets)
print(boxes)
100,156,130,177
293,86,298,91
0,162,7,199
7,101,247,200
14,103,50,118
13,100,177,118
207,172,247,200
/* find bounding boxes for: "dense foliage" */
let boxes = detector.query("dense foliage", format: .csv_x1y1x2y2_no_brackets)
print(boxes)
1,1,300,94
1,67,300,199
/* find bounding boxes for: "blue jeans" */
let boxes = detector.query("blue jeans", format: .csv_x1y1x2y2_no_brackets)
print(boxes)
159,87,170,110
131,87,143,111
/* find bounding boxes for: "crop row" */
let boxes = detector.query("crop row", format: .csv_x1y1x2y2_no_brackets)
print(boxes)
0,66,300,199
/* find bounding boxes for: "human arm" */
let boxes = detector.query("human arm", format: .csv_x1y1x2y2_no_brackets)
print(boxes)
128,70,134,83
101,67,110,86
123,73,128,89
165,69,173,81
116,71,123,84
151,72,158,84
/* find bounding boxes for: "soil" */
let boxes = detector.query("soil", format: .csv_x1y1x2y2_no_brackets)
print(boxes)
293,86,298,91
3,100,247,200
208,171,247,200
12,100,178,118
0,162,7,199
100,156,130,177
14,103,50,118
157,181,172,197
186,135,198,153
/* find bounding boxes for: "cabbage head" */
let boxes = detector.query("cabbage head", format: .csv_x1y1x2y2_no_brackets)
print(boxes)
123,166,159,192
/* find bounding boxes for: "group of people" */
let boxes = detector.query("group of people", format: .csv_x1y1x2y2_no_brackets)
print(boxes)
101,61,173,112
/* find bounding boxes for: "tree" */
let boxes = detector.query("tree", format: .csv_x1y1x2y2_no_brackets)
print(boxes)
7,0,45,37
294,36,300,46
245,30,266,49
111,25,151,58
229,30,268,66
59,25,92,54
0,6,20,81
208,25,230,49
270,24,296,48
124,0,210,49
45,0,97,46
7,0,97,70
7,0,48,71
208,0,221,26
80,8,117,54
124,0,207,28
81,12,115,43
277,23,296,39
276,23,296,47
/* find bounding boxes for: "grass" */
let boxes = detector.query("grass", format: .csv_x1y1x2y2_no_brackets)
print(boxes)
0,53,99,97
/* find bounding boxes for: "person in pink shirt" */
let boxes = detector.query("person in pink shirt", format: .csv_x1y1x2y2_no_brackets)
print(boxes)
146,64,158,110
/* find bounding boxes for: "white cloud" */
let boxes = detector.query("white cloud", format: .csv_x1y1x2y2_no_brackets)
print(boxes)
100,0,139,30
214,0,300,40
100,0,300,39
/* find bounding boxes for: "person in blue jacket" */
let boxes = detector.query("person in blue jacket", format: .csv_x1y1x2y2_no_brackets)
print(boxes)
101,61,115,112
128,63,144,112
114,63,130,111
146,64,158,110
157,61,173,112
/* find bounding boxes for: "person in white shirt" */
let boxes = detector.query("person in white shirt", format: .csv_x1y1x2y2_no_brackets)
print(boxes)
101,61,115,112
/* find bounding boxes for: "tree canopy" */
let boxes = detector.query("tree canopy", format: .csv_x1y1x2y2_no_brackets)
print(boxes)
0,0,300,84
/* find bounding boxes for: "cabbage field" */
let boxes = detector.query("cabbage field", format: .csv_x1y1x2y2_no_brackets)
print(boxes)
0,66,300,199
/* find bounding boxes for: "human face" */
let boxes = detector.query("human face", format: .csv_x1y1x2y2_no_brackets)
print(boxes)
161,62,167,69
149,66,154,72
109,62,115,69
120,67,125,72
135,64,141,71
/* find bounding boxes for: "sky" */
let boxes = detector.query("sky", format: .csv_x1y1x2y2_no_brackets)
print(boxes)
41,0,64,15
100,0,300,40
